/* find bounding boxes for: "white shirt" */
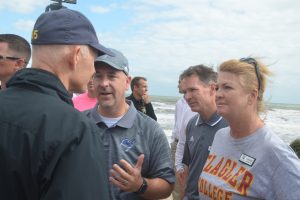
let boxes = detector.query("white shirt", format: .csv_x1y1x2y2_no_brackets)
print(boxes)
172,97,197,171
98,114,123,128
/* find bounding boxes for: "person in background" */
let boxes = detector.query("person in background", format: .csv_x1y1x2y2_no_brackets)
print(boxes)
126,76,157,121
180,65,228,200
171,78,196,200
290,138,300,158
0,34,31,90
199,57,300,199
0,8,113,200
84,48,175,200
72,76,97,111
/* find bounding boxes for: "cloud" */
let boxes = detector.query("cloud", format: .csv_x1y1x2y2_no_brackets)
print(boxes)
0,0,48,13
95,0,300,103
14,19,35,32
3,0,293,103
90,6,111,14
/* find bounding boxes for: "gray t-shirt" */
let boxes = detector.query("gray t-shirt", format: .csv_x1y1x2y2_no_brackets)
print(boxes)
84,101,175,200
199,125,300,200
182,112,228,200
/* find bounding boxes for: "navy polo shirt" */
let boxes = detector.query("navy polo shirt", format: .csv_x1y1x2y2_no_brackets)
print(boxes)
182,112,228,200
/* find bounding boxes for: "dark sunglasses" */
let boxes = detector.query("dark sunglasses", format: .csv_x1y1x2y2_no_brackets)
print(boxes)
239,57,261,91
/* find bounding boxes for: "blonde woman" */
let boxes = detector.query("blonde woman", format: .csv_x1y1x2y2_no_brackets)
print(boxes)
198,57,300,199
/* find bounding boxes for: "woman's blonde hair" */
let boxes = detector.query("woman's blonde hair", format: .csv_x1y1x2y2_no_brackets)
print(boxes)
218,57,272,113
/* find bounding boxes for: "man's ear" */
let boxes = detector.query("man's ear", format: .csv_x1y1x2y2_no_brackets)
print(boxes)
69,46,81,71
13,59,27,72
209,83,216,95
133,83,138,91
126,76,132,91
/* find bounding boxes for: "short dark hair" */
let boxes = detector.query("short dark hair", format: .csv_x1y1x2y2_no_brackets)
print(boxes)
130,76,147,91
180,64,217,85
0,34,31,66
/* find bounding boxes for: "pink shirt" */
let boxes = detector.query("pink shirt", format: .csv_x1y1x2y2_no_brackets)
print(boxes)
72,92,97,111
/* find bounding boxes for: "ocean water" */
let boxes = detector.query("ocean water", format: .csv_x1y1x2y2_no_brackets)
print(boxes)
151,95,300,144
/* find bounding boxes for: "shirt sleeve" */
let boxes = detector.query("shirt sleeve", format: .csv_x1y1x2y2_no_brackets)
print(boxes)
270,150,300,200
145,125,175,184
175,111,196,171
145,102,157,121
172,102,179,140
175,126,186,171
182,119,193,166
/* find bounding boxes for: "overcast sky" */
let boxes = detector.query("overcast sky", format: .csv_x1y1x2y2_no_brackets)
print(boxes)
1,0,299,104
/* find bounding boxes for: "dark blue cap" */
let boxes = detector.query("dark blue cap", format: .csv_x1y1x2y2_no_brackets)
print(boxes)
31,8,113,56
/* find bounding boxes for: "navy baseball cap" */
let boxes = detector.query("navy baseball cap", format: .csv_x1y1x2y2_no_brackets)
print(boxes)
95,48,129,75
31,8,113,56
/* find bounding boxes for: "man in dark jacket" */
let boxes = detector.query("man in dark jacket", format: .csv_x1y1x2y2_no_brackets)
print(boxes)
0,8,113,200
126,76,157,121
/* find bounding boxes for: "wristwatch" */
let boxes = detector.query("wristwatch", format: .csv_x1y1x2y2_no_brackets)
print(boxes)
134,178,148,194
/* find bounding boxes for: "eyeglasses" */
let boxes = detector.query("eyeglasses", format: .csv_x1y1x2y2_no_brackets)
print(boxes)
239,57,261,91
0,55,27,65
0,55,22,62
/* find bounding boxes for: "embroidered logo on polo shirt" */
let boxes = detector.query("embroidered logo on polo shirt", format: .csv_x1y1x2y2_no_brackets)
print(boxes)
120,138,136,152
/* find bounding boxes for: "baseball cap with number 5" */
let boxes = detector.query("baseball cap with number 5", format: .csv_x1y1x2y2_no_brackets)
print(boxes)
31,8,113,56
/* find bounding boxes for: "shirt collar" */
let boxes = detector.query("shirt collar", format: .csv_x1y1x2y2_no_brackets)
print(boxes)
90,100,137,128
195,112,223,127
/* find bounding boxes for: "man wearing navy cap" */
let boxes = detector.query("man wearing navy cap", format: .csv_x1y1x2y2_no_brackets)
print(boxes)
0,8,111,200
84,48,175,200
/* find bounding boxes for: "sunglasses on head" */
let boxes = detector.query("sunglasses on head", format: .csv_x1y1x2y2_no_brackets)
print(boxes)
239,57,261,91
